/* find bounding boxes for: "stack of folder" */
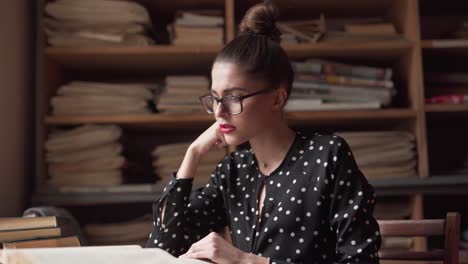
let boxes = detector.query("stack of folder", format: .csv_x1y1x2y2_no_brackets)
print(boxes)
45,125,125,187
152,142,226,187
44,0,154,47
169,10,224,46
51,81,156,116
156,76,209,113
336,131,417,180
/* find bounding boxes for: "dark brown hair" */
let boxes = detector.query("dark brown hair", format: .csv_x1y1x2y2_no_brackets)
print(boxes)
213,0,294,102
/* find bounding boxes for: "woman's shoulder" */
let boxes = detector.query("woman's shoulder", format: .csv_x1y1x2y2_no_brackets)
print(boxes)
296,131,349,149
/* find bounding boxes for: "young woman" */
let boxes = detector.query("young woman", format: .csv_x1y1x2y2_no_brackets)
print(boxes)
146,2,381,264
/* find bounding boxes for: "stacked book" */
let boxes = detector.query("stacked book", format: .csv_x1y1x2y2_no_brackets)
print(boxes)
285,59,395,111
336,131,417,180
374,197,414,251
169,10,224,45
83,215,152,246
44,0,153,47
51,81,157,116
156,75,209,113
45,125,125,187
0,216,80,249
152,142,226,187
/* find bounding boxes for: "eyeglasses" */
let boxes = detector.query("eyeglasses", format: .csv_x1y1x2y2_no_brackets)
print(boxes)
199,88,273,115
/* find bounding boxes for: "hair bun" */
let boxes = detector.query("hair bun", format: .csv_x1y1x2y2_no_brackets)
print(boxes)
239,1,281,43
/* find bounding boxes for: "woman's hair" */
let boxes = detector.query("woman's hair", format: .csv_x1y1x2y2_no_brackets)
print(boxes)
214,0,294,102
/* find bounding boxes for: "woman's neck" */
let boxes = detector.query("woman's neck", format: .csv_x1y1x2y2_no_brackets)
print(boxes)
249,122,296,176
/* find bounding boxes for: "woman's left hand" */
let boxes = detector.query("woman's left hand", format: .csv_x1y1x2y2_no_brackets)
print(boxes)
179,232,268,264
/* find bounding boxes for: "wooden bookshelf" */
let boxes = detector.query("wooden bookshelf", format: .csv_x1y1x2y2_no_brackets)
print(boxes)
33,0,468,251
425,104,468,112
45,109,416,128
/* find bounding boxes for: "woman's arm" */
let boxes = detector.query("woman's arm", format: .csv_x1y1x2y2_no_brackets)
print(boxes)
329,136,382,264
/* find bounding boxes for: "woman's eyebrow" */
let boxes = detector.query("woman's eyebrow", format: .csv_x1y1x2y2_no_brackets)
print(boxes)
210,87,249,95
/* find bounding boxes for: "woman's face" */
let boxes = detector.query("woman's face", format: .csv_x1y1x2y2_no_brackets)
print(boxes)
210,61,280,146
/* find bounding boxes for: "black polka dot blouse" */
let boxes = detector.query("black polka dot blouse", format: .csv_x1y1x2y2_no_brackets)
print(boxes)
146,131,382,264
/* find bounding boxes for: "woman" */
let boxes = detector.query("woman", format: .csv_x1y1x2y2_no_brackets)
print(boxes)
146,2,381,264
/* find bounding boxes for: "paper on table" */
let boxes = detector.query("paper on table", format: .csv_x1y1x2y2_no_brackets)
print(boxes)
0,245,210,264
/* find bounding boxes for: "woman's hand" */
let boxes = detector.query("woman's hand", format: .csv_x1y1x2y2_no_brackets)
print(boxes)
176,121,227,180
179,232,268,264
189,121,228,157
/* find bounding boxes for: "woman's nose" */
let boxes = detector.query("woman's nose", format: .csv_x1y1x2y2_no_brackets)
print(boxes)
214,101,228,118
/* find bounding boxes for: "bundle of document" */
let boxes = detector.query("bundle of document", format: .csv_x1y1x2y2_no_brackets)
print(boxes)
44,0,153,47
51,81,156,115
169,10,224,45
45,125,125,187
336,131,417,179
285,59,395,111
152,142,226,187
156,76,209,113
83,215,152,246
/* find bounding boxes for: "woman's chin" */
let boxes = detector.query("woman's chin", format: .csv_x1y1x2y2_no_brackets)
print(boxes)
223,133,248,147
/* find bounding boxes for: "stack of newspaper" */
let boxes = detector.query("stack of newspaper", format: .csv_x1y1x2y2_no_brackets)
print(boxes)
152,142,226,187
169,10,224,45
336,131,417,180
45,125,125,187
285,59,395,111
156,76,209,113
51,81,156,116
44,0,153,47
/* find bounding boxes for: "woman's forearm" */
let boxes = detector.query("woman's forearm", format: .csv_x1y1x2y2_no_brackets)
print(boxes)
176,146,202,179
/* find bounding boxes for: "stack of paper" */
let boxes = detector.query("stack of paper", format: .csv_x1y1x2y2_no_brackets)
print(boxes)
156,76,209,113
285,59,395,111
336,131,417,180
44,0,153,47
169,10,224,45
45,125,125,187
51,81,156,116
83,215,152,246
152,142,226,187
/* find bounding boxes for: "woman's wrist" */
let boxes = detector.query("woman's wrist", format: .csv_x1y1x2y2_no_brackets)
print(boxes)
176,146,202,179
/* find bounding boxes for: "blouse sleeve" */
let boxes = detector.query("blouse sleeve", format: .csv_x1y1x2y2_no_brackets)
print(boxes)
328,136,382,264
145,158,228,257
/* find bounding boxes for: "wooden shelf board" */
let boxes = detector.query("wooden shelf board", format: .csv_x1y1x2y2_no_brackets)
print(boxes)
31,175,468,206
45,109,416,128
284,40,412,60
425,104,468,113
44,41,412,72
45,46,223,72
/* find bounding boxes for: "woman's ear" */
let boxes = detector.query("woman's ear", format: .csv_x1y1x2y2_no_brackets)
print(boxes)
273,86,288,110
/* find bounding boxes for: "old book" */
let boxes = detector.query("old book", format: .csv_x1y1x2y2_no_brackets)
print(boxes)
3,236,80,249
0,227,62,242
0,217,65,232
0,245,210,264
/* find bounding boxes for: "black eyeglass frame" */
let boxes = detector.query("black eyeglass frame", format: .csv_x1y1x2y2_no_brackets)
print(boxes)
199,88,273,115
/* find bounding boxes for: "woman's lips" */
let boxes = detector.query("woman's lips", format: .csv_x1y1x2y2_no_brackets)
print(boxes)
220,123,236,134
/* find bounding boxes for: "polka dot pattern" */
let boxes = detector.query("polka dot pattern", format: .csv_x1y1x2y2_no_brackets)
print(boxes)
145,132,381,264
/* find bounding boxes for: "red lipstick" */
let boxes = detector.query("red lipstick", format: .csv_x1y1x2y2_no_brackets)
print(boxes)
220,123,236,134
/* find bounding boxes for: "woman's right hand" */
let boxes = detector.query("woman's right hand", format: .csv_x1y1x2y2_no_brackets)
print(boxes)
176,121,228,180
189,120,228,157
